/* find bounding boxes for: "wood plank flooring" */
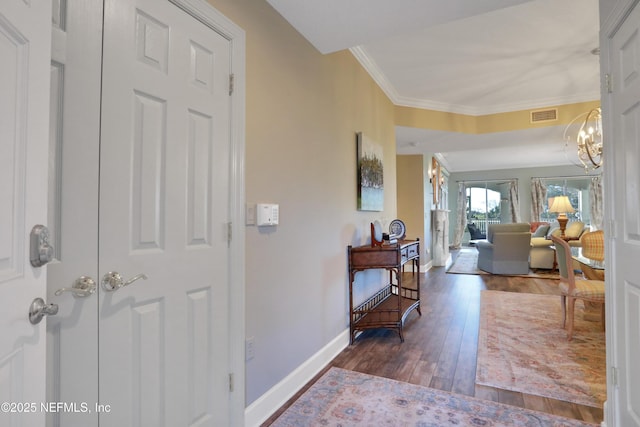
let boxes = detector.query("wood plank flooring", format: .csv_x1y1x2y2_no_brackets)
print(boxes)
261,250,604,425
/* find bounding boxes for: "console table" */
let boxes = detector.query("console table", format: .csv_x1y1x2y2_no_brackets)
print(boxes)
347,240,421,343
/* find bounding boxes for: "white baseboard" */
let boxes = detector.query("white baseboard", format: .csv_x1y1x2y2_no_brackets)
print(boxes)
403,262,431,272
244,329,350,427
600,400,607,427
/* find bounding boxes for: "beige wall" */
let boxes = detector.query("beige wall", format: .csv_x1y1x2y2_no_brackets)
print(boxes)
207,0,398,405
396,155,427,259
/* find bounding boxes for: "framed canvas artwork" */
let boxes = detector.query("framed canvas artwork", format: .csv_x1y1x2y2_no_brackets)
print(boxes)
356,132,384,211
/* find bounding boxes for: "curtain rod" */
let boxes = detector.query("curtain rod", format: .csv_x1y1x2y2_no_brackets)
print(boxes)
530,175,599,180
456,178,518,184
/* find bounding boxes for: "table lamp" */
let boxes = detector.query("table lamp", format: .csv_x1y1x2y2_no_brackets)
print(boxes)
548,196,575,238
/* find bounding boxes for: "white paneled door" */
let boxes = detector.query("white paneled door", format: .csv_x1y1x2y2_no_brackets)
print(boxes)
99,0,231,424
606,1,640,426
45,0,239,426
0,0,52,426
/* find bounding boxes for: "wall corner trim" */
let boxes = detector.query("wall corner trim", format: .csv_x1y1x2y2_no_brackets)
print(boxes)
244,329,350,427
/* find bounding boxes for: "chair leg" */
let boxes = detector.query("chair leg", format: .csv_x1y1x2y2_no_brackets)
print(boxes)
567,297,576,341
560,295,567,329
601,302,606,331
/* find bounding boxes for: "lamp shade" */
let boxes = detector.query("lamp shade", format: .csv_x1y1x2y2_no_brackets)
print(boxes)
548,195,575,214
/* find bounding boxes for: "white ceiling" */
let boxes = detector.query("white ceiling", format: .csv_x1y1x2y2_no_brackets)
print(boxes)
266,0,601,172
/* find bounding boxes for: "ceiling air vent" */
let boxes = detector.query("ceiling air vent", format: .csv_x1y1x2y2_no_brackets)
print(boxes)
530,108,558,123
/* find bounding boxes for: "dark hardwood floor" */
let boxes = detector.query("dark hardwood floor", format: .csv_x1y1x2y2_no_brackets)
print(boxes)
262,250,604,425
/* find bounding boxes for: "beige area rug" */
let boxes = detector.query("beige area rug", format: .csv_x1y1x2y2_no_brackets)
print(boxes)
447,248,560,279
271,367,597,426
476,290,606,408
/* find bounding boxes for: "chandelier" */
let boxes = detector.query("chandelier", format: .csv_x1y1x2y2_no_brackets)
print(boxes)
563,107,603,172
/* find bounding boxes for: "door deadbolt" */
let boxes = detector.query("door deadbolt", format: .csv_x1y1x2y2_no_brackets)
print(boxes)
30,225,54,267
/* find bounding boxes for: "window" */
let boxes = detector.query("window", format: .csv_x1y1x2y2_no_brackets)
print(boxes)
539,178,591,225
465,180,514,235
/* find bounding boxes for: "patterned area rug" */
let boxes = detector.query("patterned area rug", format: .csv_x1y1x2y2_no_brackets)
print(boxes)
447,248,560,279
447,248,489,274
271,367,597,426
477,291,606,408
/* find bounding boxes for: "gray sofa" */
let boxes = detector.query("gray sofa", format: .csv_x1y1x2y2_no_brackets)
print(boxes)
477,223,531,275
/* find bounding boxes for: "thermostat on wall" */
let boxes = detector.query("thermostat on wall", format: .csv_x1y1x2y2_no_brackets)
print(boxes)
256,203,279,226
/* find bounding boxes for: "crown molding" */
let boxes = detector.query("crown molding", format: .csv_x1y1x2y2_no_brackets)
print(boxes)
394,92,602,116
349,46,401,102
350,46,601,117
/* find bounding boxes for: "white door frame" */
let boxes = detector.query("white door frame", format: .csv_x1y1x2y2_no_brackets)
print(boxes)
168,1,246,424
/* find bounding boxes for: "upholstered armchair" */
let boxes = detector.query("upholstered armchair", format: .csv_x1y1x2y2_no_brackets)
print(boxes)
551,234,605,341
476,223,531,275
581,230,604,261
579,230,605,281
467,222,486,240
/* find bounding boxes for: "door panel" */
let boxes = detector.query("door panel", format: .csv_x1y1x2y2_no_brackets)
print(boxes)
0,0,52,425
46,1,103,426
99,0,231,425
609,2,640,426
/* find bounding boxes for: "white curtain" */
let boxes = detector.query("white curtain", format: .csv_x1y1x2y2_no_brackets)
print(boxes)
530,178,547,222
509,180,521,223
589,175,604,230
451,182,467,249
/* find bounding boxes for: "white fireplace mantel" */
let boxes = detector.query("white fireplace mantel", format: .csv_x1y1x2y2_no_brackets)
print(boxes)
432,209,450,267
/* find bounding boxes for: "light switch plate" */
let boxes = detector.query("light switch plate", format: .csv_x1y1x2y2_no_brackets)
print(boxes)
245,337,255,361
246,203,256,226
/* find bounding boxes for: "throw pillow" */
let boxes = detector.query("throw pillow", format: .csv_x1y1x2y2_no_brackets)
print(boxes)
530,221,549,233
548,227,561,238
532,224,550,237
565,221,585,238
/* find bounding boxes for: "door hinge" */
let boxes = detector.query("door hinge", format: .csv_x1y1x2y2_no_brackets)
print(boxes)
227,222,232,246
229,73,234,96
608,219,616,239
605,73,613,93
611,366,618,386
229,373,234,392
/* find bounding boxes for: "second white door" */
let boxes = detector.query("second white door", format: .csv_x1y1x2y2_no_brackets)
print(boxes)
99,0,232,424
47,0,234,425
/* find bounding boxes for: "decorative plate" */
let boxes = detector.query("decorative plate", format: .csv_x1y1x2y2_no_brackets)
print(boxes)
389,219,406,240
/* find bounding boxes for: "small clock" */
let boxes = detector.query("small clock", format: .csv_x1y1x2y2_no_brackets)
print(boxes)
389,219,406,240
